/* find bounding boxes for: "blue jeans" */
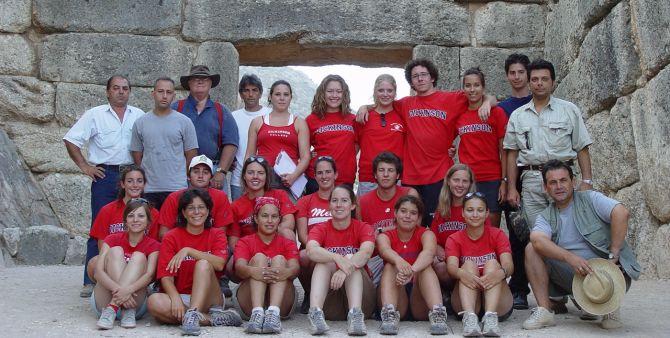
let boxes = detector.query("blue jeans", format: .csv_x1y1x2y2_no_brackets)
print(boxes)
84,166,120,285
231,185,243,201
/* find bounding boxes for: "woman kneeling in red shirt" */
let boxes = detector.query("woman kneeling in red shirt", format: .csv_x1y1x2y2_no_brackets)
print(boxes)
446,192,513,337
147,189,242,336
377,195,450,335
234,197,300,334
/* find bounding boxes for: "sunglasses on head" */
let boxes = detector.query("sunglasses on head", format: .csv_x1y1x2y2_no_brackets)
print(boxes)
317,155,334,161
247,156,267,164
464,191,486,200
130,197,149,205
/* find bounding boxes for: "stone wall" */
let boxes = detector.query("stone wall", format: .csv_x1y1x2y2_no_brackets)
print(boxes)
0,0,667,277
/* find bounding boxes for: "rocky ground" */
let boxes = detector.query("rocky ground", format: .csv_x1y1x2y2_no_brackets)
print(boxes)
1,265,668,337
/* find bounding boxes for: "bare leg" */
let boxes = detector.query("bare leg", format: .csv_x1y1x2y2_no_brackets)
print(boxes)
94,247,127,309
411,266,441,320
147,293,181,324
525,243,551,309
379,263,409,318
87,256,98,283
344,269,364,310
248,253,270,309
454,260,481,314
225,257,240,283
298,250,314,294
268,255,289,308
310,262,337,309
433,260,454,289
189,259,224,325
117,252,148,308
482,259,506,313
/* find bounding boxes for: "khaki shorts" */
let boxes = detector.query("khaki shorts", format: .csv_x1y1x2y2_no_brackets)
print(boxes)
322,270,377,321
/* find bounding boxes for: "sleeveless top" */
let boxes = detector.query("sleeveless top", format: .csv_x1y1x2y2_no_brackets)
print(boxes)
256,113,300,166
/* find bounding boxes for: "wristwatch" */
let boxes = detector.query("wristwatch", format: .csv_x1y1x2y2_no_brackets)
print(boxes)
608,252,619,260
502,177,509,183
215,167,227,174
582,179,593,185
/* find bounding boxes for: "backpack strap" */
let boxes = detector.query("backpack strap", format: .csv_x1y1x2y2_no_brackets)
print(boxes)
214,102,224,150
176,99,186,113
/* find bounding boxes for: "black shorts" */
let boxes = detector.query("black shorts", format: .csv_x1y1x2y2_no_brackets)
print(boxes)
476,180,501,213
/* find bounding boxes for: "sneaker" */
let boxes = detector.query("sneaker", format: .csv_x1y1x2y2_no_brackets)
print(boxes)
300,292,311,314
481,312,500,337
522,307,556,330
209,306,243,327
308,307,329,335
96,306,116,330
347,307,367,336
245,309,264,334
512,292,529,310
181,308,205,336
461,312,482,337
219,277,233,298
262,309,282,334
600,309,623,329
80,284,94,298
379,304,400,335
120,308,136,328
549,296,568,314
428,305,452,335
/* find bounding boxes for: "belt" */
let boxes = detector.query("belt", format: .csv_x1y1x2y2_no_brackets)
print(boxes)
96,164,130,171
519,159,574,172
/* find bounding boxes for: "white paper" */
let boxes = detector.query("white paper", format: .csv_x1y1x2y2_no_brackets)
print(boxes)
273,150,307,199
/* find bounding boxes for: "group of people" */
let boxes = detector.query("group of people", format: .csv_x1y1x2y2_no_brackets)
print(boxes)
62,53,640,336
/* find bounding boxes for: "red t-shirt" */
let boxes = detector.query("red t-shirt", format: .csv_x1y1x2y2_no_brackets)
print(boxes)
431,206,493,247
359,186,412,233
234,233,299,262
156,227,228,294
103,232,160,261
256,117,300,166
381,227,428,265
229,189,297,238
354,109,405,183
305,112,357,184
158,188,233,231
455,106,507,181
445,226,511,273
308,219,375,256
90,200,160,241
296,192,332,232
393,91,468,185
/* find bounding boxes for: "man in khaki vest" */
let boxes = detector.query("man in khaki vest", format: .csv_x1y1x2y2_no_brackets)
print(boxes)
522,160,640,330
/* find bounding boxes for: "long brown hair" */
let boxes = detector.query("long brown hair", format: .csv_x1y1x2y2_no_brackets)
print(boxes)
435,164,477,218
310,75,351,119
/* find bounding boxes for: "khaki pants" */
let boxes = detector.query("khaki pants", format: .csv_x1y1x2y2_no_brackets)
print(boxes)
520,170,551,228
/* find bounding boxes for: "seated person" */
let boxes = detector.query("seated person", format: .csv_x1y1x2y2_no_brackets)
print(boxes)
234,197,300,334
523,160,640,330
377,195,450,335
447,192,513,337
147,189,242,336
89,198,160,330
306,185,376,336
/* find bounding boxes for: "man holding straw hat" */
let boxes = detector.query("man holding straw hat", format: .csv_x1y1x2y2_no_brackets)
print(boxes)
522,159,640,330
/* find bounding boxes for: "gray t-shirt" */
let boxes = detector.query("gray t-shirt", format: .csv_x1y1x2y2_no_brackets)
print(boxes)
130,110,198,192
532,190,620,259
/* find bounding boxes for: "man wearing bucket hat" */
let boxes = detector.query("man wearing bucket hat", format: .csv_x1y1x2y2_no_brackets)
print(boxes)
173,65,239,196
523,159,640,330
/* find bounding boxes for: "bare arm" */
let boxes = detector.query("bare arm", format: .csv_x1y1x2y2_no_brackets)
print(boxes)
350,241,374,269
235,258,265,281
64,140,105,180
244,117,262,160
576,146,593,191
530,231,593,275
412,231,437,272
609,204,630,260
94,243,121,291
125,251,159,294
278,213,296,241
131,151,143,166
306,240,338,263
477,94,498,121
506,149,520,207
296,217,310,246
177,247,227,271
499,139,507,202
293,118,311,176
184,149,198,175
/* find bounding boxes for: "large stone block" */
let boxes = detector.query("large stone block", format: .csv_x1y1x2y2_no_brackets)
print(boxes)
652,225,670,279
40,34,196,87
1,228,21,256
459,47,543,97
631,0,670,76
544,0,621,80
0,76,55,123
0,0,31,33
16,225,69,265
38,173,91,235
474,2,545,47
183,0,469,46
64,235,87,265
193,42,239,110
34,0,181,35
586,96,638,193
0,130,59,231
0,35,34,75
3,121,79,173
614,183,660,279
55,83,156,127
630,66,670,223
555,2,640,118
412,45,461,91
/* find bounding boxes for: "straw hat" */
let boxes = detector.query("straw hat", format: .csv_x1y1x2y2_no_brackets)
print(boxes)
572,258,626,315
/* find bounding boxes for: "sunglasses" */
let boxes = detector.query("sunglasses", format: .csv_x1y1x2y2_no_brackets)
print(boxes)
130,197,149,205
380,113,387,128
317,155,334,161
247,156,267,164
464,191,486,200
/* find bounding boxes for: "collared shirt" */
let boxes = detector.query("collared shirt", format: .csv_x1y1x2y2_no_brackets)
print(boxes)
503,96,592,165
63,104,145,165
171,95,239,161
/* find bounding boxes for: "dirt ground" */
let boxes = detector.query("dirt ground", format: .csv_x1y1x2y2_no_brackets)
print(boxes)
1,265,668,337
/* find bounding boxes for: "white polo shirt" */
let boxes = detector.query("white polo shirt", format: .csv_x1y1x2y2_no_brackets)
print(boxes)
63,104,145,165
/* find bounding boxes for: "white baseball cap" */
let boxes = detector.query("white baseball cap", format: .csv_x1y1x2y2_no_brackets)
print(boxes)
189,155,214,173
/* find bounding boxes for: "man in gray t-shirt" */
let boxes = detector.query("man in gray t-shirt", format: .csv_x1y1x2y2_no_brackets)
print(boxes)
130,77,198,209
523,160,637,331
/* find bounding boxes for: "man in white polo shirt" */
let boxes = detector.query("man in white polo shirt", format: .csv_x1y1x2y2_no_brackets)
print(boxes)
63,75,146,297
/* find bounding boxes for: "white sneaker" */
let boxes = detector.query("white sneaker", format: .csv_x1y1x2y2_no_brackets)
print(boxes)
600,309,623,329
523,307,556,330
461,312,482,337
120,308,136,328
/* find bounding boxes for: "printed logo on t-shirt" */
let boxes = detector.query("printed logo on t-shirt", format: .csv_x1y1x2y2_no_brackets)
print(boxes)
109,222,125,234
308,208,332,226
268,130,291,138
314,124,354,134
390,123,404,132
327,246,358,256
460,253,497,267
408,109,446,120
373,219,395,233
438,221,466,233
458,123,493,135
